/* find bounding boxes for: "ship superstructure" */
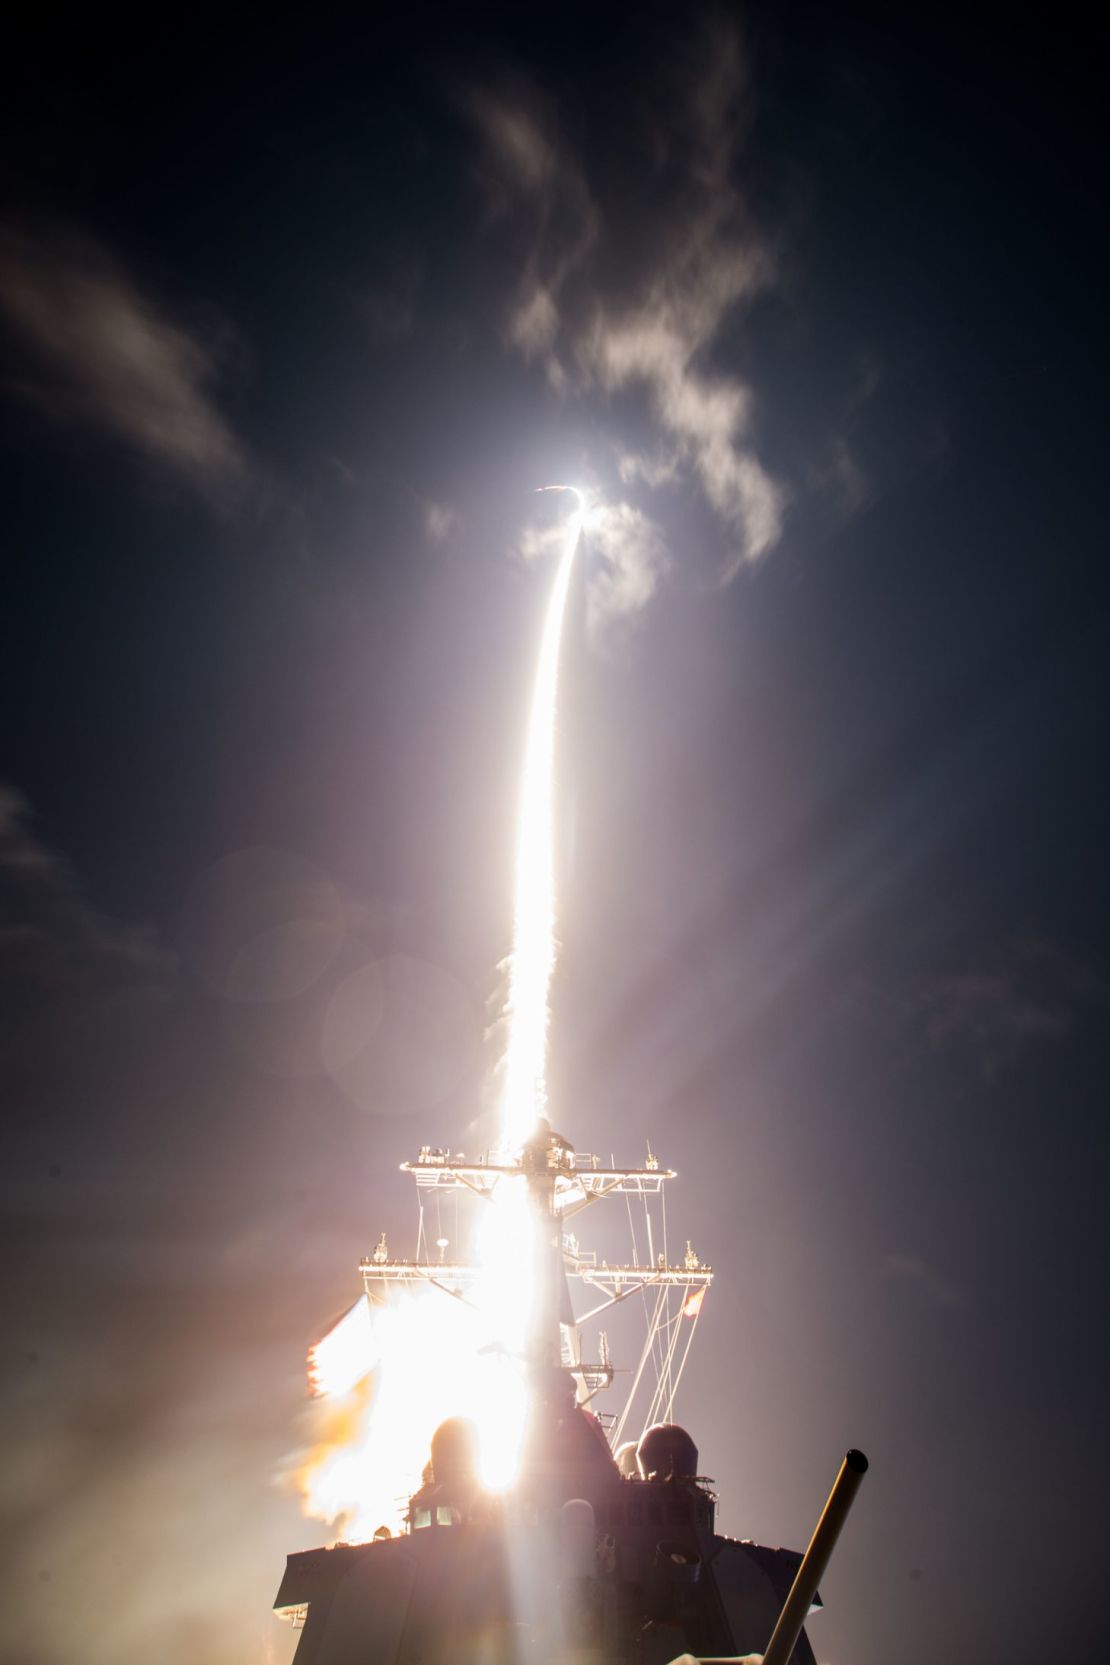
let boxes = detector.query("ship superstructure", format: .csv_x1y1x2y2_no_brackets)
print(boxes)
375,1128,712,1433
274,1120,848,1664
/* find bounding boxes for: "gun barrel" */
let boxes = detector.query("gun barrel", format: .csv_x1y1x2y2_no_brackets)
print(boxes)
759,1448,868,1665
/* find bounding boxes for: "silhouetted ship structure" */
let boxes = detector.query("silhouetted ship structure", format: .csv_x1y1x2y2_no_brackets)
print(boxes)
275,1121,866,1664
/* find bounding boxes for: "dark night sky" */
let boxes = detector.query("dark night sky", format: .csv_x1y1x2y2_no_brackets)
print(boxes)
2,7,1108,1664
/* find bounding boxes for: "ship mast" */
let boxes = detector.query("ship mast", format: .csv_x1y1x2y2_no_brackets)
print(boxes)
360,1123,713,1441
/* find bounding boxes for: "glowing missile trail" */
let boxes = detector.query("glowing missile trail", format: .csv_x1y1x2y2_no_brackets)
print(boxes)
500,487,584,1151
294,489,586,1532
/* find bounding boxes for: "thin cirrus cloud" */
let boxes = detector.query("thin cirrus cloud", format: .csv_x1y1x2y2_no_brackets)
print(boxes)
425,500,462,543
920,936,1110,1081
0,226,248,504
0,783,175,1032
470,19,786,602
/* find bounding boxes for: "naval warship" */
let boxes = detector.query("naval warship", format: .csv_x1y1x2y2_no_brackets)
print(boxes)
274,1116,866,1664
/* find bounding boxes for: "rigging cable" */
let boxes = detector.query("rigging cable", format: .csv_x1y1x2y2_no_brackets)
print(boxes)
663,1290,704,1425
643,1192,668,1388
660,1182,672,1409
645,1302,686,1431
611,1281,667,1451
625,1187,656,1371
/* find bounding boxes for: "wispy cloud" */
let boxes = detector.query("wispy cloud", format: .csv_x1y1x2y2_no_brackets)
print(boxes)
516,497,670,641
807,357,882,521
470,89,599,384
425,500,460,543
584,502,670,640
470,19,784,589
920,936,1109,1080
0,226,247,503
0,785,175,1014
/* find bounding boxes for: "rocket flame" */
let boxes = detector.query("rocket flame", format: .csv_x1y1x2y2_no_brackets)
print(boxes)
297,1286,531,1540
500,489,583,1149
292,491,583,1539
307,1297,377,1399
295,1189,539,1536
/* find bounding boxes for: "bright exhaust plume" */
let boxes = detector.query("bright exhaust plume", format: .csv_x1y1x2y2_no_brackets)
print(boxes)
500,489,583,1148
293,492,583,1537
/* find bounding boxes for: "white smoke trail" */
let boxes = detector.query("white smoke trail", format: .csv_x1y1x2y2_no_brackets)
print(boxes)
499,488,583,1149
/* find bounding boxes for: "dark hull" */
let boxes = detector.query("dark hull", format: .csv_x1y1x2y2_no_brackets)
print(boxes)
276,1467,816,1665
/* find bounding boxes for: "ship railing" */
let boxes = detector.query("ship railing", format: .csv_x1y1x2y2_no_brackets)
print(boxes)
359,1257,713,1290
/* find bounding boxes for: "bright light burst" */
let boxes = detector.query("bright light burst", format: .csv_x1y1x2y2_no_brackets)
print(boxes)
299,1278,533,1538
293,489,584,1538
